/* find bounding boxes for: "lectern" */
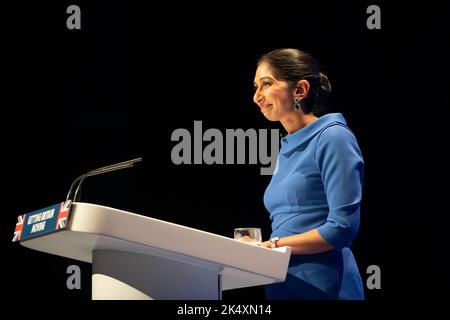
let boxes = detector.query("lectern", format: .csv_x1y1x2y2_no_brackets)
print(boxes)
19,202,291,300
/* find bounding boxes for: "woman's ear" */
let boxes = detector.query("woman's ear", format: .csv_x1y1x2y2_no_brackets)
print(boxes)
295,80,310,101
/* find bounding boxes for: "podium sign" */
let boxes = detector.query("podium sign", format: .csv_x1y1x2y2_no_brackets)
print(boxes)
13,201,71,242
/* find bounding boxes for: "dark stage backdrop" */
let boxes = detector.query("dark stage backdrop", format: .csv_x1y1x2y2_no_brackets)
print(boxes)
7,0,449,311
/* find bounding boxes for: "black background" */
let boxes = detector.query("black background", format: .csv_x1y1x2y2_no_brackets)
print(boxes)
6,0,450,313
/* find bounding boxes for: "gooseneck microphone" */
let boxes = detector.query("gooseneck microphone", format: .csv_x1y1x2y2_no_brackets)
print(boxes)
66,157,143,202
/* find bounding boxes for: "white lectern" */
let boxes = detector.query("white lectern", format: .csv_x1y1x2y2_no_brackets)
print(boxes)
20,202,291,300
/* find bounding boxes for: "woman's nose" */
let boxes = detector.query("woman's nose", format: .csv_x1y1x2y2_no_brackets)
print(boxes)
253,89,263,105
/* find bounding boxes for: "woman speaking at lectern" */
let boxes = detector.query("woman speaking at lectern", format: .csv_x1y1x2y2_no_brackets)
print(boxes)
253,48,364,300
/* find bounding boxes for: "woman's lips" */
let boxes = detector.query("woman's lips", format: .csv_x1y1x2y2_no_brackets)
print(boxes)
261,104,272,112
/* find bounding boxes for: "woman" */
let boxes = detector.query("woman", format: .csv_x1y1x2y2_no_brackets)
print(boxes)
253,48,364,300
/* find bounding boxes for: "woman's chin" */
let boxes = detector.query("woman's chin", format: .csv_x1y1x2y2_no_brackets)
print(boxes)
262,111,278,121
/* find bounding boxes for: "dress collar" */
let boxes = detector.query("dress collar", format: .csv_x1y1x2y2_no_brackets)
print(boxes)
280,113,347,154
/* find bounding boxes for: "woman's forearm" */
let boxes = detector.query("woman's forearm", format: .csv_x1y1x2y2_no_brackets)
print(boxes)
268,229,334,254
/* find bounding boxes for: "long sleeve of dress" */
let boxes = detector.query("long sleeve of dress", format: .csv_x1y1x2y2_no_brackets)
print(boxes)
315,124,364,249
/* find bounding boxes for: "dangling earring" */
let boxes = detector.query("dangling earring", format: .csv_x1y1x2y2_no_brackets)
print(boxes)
294,97,301,111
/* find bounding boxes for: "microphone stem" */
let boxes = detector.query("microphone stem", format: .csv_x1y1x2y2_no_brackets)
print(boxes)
66,157,142,203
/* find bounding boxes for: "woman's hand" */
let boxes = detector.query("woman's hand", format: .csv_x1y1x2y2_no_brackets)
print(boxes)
236,235,253,242
261,241,272,249
236,236,278,249
237,236,271,248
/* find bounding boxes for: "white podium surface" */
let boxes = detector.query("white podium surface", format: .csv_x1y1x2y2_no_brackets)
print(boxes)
21,202,291,300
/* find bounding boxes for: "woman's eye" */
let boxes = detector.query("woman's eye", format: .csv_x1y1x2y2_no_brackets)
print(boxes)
254,82,271,91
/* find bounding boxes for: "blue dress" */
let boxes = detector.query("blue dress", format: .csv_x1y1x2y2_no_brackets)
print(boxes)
264,113,364,300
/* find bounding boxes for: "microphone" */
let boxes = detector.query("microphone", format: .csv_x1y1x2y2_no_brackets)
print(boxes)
66,157,143,202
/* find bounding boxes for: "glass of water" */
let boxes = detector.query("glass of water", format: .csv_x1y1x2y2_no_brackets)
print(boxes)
234,227,262,246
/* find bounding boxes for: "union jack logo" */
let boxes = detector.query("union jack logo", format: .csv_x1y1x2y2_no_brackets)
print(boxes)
13,214,26,242
55,201,71,230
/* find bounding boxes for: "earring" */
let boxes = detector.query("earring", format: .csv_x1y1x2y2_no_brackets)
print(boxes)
294,98,301,111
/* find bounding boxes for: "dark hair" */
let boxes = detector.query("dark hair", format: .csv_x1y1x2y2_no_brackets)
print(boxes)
258,48,331,116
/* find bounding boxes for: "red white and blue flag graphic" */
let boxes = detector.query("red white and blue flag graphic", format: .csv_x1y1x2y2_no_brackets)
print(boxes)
13,214,26,242
56,201,70,230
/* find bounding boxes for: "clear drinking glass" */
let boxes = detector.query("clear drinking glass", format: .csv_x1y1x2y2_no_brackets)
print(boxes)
234,227,262,246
